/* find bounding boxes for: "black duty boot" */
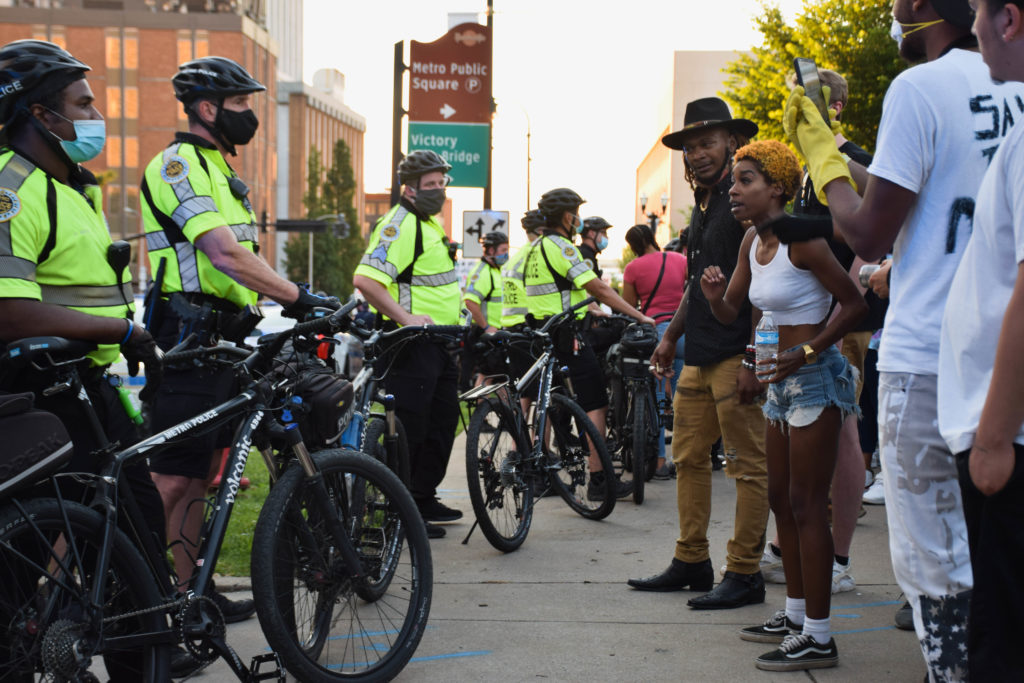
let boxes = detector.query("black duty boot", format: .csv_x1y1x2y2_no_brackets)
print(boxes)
627,558,714,592
687,570,766,610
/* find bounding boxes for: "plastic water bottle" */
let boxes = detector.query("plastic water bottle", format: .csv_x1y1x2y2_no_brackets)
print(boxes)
116,385,144,425
755,311,779,380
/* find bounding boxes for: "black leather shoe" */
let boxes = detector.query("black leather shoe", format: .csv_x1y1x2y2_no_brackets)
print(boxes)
425,522,446,538
687,570,766,610
627,558,714,592
170,646,205,678
209,587,255,624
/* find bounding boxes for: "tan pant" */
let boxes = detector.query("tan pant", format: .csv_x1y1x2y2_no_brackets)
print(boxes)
672,355,769,574
839,330,872,404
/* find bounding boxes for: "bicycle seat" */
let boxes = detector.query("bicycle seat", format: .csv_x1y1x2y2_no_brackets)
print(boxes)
3,337,96,370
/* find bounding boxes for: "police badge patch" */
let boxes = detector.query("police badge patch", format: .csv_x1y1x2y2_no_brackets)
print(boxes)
0,187,21,221
380,225,400,241
563,246,575,258
160,155,190,184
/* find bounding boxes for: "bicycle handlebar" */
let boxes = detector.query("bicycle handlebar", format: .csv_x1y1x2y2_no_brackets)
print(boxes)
163,341,252,365
537,296,595,335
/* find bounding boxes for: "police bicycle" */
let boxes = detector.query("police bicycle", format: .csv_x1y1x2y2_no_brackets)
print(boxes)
461,297,617,552
0,301,433,682
601,316,664,504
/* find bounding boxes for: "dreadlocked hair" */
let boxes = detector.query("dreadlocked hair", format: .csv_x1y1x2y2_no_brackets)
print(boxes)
733,139,802,203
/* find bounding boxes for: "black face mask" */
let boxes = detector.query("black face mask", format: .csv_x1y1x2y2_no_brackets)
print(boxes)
413,188,446,216
217,107,259,146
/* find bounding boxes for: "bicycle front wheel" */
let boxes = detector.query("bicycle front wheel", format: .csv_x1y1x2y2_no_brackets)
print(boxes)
251,449,432,682
546,393,617,520
0,498,170,682
465,397,534,552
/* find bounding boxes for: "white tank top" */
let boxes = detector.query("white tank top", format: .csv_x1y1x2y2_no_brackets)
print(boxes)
747,236,832,326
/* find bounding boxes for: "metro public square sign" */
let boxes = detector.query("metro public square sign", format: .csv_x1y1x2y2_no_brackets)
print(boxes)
407,22,492,189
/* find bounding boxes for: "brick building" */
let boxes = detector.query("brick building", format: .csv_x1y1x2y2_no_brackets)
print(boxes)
0,0,279,288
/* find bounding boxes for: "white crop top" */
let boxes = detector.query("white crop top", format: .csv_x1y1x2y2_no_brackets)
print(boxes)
747,236,832,326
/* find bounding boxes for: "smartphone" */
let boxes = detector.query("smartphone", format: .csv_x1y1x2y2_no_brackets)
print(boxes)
793,58,831,124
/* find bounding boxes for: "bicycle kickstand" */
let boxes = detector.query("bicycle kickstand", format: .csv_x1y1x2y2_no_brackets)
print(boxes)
461,518,479,545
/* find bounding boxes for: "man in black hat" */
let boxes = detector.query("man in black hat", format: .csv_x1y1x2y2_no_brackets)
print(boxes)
627,97,770,611
787,0,1024,678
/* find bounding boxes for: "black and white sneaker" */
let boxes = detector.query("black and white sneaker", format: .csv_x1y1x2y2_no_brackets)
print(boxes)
739,609,801,643
755,633,838,671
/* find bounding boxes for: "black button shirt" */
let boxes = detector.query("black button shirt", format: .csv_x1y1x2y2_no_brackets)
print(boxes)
684,173,754,367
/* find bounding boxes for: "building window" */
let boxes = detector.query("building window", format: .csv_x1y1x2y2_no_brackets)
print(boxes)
124,33,138,70
177,37,191,66
106,86,121,119
124,87,138,119
106,136,122,169
105,35,120,69
124,137,139,169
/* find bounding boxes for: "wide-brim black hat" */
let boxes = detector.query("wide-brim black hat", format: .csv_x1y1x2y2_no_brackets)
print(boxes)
931,0,974,29
662,97,758,150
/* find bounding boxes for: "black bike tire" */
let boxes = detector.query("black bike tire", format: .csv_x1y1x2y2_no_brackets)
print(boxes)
631,392,647,505
0,498,170,682
546,393,617,520
251,449,432,682
465,398,534,553
362,416,412,486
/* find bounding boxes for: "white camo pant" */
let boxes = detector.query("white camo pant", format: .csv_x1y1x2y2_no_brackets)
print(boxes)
879,372,972,682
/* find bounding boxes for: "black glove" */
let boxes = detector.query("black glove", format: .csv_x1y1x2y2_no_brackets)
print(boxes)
765,214,834,244
282,286,341,320
122,327,164,403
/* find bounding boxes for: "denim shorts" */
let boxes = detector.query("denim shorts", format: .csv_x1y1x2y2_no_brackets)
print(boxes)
761,346,860,428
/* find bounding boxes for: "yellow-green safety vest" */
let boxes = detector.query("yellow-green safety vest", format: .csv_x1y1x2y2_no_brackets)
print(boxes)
0,149,133,367
523,232,596,320
463,259,503,328
355,201,461,325
500,241,533,328
141,135,258,310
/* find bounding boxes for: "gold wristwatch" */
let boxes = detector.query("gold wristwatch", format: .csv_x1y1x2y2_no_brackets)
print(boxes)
802,344,817,364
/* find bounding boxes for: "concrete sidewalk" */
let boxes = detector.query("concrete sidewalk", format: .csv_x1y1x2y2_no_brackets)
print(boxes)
204,430,925,682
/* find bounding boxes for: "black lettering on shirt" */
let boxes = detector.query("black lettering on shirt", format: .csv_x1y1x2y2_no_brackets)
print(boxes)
1003,99,1016,137
946,197,975,254
971,95,999,140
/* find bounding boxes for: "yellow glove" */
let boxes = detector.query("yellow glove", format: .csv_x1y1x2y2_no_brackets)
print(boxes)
785,88,854,206
782,86,806,156
821,85,843,136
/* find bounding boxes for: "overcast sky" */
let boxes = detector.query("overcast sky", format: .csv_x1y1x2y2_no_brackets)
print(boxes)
303,0,805,253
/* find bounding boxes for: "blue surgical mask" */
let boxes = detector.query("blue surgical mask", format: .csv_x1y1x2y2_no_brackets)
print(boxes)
494,253,509,266
596,236,609,251
573,215,584,234
48,109,106,163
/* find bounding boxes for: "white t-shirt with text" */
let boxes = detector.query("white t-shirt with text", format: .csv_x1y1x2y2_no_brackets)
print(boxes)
938,121,1024,454
868,49,1024,375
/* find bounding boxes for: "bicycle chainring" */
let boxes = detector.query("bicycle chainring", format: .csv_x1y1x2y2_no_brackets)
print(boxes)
178,595,225,664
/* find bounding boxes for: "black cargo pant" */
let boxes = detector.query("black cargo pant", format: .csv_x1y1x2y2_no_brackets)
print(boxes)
383,341,459,506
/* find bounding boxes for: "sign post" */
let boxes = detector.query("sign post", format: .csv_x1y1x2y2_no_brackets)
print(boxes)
407,23,492,189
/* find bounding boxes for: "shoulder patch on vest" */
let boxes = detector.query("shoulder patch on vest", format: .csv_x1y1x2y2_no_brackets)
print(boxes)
380,224,400,241
0,187,21,221
584,258,594,270
564,246,576,258
160,155,190,184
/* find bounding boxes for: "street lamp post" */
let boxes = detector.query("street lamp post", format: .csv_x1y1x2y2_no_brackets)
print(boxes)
639,191,669,232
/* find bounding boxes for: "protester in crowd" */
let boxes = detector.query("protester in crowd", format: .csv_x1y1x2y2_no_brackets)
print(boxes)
786,0,1024,676
353,150,463,539
627,97,770,610
764,67,888,595
701,139,865,671
937,0,1024,678
622,223,687,479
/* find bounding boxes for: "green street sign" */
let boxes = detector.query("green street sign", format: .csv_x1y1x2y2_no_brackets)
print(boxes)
408,121,489,188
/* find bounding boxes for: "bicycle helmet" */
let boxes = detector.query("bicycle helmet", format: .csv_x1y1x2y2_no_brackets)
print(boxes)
397,150,452,184
582,216,612,233
0,40,90,126
172,56,266,104
537,188,585,218
521,209,545,232
480,231,508,248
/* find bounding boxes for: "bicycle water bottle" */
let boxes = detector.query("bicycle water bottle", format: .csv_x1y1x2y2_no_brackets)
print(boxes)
755,311,778,380
116,385,144,425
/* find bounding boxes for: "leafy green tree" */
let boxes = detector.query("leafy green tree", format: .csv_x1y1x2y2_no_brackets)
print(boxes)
283,140,364,298
722,0,906,154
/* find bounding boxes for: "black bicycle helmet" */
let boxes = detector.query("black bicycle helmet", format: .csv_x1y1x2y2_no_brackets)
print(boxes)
0,40,90,126
172,56,266,104
480,231,509,248
397,150,452,184
521,209,545,232
538,188,585,218
582,216,612,232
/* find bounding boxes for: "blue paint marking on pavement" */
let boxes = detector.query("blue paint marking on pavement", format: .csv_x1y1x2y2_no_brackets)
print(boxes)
833,613,862,619
831,600,902,610
327,651,491,670
833,625,897,635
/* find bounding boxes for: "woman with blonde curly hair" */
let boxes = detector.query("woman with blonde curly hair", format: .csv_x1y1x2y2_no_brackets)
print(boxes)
699,139,866,672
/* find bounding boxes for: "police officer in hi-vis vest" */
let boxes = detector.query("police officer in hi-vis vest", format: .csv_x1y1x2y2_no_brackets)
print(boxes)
353,150,463,538
140,56,333,649
0,39,165,679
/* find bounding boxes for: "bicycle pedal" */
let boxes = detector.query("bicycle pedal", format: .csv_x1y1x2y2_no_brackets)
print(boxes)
249,651,286,682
